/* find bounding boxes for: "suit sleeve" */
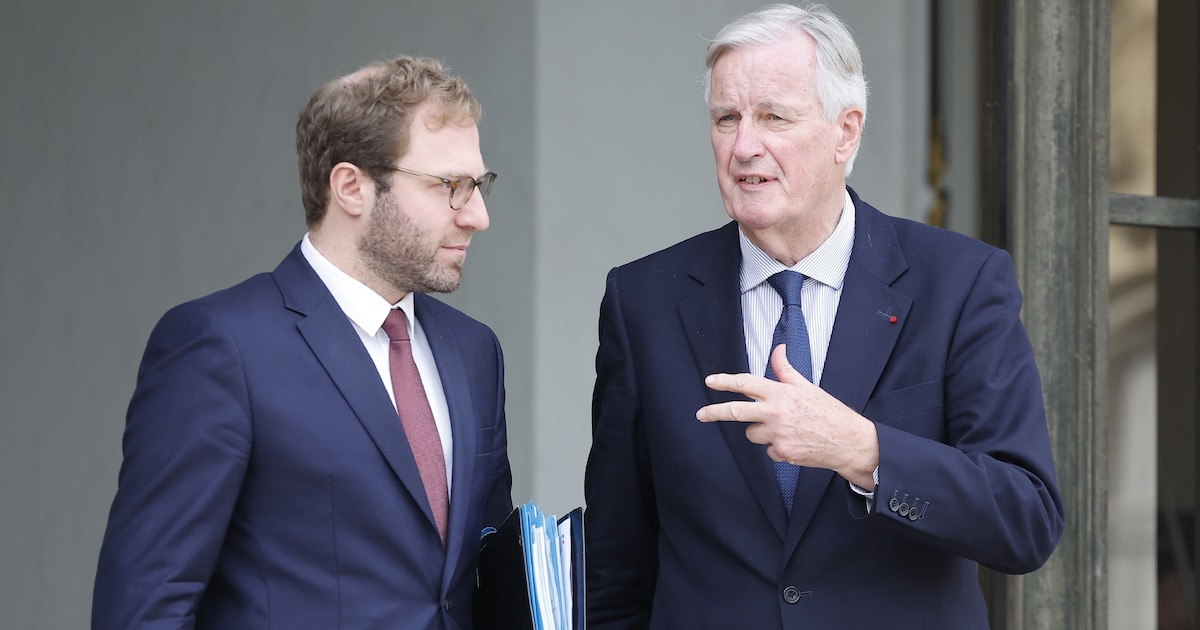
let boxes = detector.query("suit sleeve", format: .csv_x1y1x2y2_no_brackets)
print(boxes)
584,268,659,629
93,301,252,629
870,248,1065,574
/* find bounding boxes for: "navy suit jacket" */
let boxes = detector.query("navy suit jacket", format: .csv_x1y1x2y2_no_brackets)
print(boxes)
94,244,513,629
584,189,1065,629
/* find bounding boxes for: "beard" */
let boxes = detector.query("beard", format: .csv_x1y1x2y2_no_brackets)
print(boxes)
357,189,464,295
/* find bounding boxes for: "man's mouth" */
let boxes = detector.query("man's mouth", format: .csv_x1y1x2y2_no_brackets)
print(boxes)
740,176,768,184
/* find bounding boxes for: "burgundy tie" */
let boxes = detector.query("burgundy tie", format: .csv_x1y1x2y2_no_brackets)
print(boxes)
382,309,449,544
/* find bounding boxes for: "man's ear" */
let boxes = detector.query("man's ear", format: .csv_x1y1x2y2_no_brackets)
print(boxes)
834,107,864,165
328,162,374,218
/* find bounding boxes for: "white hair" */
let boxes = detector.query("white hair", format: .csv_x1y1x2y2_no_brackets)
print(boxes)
702,2,869,174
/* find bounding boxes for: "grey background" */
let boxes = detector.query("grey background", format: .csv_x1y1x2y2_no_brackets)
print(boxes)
1,1,975,626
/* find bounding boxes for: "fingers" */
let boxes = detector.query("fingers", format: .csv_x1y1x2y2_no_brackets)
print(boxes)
701,345,807,402
698,345,813,424
696,399,760,423
696,371,774,424
703,371,770,399
698,407,786,463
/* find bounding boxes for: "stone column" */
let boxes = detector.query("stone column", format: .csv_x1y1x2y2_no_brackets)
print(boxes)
1005,0,1110,627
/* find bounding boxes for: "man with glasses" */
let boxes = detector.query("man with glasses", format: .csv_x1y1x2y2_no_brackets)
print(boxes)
93,56,512,629
584,3,1064,628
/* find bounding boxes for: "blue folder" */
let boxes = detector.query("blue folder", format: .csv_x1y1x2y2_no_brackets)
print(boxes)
474,501,585,630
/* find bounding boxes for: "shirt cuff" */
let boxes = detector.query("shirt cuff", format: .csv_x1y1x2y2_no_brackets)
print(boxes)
849,466,880,511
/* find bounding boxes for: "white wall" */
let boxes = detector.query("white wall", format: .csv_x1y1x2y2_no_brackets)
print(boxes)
0,1,936,626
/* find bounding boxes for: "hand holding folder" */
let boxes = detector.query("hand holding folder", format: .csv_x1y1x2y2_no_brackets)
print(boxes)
474,501,585,630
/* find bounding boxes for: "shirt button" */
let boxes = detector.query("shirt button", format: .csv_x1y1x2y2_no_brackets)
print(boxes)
783,585,801,604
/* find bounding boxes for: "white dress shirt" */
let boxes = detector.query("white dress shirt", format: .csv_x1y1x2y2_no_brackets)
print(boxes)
300,234,454,498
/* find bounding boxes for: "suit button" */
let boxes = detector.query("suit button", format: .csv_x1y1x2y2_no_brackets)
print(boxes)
897,503,910,516
909,507,921,521
783,586,801,604
889,498,900,512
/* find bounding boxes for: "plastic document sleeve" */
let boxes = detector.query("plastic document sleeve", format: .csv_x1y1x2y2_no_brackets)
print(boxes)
474,501,585,630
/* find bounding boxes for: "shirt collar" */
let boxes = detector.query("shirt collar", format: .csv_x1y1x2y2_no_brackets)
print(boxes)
300,233,415,336
739,189,856,293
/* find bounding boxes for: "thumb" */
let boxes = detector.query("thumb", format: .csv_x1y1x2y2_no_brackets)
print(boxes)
769,344,804,384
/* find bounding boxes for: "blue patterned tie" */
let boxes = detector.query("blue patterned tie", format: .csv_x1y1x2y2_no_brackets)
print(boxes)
765,271,812,515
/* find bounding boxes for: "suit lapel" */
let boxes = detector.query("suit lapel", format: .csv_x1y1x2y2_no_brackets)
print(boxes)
414,294,477,579
679,223,791,539
784,190,911,554
274,247,441,540
821,190,911,414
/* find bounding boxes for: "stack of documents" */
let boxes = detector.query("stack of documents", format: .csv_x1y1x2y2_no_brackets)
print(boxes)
475,500,585,630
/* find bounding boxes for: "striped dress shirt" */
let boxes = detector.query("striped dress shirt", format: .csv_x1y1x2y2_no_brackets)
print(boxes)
738,190,876,501
739,189,855,383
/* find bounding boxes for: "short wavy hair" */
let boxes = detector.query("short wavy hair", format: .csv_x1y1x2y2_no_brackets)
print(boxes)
702,3,868,174
295,56,482,226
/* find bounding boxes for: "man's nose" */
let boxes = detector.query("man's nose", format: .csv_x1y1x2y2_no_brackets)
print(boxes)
456,188,490,232
732,121,764,161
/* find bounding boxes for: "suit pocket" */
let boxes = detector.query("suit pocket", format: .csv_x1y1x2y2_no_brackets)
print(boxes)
863,380,943,426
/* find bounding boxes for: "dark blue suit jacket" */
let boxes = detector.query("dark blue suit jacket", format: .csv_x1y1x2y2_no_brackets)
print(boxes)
584,189,1064,629
94,244,513,629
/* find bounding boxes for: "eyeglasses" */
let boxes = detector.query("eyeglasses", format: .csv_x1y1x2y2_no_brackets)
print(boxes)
385,165,497,210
